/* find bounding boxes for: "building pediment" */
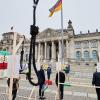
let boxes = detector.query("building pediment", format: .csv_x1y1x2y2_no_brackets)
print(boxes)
37,28,68,39
36,28,55,39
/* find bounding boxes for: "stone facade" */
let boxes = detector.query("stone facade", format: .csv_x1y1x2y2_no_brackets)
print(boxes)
0,32,30,61
0,20,100,65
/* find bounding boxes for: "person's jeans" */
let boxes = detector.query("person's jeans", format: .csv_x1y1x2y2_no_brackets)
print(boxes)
47,73,50,80
12,89,17,100
60,84,64,99
39,83,44,97
96,88,100,100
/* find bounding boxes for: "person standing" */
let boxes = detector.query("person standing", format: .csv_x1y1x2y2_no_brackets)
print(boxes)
7,78,19,100
55,70,65,100
92,65,100,100
47,66,52,80
38,65,46,99
64,64,70,81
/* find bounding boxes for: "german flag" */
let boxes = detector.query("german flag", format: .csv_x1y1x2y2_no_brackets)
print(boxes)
49,0,62,17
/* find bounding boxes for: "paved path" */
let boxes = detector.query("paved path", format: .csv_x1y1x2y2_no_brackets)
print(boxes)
0,65,97,100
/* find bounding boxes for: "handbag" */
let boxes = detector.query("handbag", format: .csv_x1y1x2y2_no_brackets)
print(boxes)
45,80,52,85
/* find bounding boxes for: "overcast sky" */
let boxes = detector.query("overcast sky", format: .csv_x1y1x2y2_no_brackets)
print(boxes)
0,0,100,38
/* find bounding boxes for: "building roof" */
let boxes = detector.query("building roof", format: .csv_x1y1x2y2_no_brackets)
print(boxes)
74,32,100,38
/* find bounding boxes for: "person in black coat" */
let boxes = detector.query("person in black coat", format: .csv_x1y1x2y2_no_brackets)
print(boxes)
55,70,65,100
47,66,52,80
38,65,46,99
92,66,100,100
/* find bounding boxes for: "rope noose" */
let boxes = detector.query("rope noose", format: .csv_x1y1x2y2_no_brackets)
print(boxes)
19,35,25,73
26,0,40,86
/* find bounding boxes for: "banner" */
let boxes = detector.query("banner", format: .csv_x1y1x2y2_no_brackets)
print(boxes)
36,62,41,71
0,56,8,78
0,55,21,79
7,55,20,78
56,62,61,71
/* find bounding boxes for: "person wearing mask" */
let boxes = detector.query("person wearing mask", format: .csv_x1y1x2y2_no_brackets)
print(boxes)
55,70,65,100
92,64,100,100
38,65,46,99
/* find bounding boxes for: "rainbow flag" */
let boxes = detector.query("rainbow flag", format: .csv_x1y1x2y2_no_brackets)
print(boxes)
49,0,62,17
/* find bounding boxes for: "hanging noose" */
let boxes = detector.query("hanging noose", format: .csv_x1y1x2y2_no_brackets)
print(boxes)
19,35,27,73
20,35,25,71
26,0,40,86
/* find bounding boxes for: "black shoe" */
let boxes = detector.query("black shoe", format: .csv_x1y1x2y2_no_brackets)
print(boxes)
39,96,42,99
42,96,46,99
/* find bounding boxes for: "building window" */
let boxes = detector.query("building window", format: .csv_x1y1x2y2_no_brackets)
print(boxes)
84,51,90,61
75,42,81,49
76,51,81,60
91,41,97,48
92,50,98,61
83,41,89,48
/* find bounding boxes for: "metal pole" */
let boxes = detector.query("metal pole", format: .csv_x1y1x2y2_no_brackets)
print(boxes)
58,1,64,100
33,2,36,25
61,1,64,64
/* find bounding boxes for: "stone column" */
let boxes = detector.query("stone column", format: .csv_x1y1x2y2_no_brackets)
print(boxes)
98,40,100,62
37,42,41,61
47,44,50,61
66,40,69,59
51,41,55,62
58,40,62,61
44,42,47,62
70,39,75,60
41,43,43,61
81,42,84,60
35,44,38,60
89,41,92,62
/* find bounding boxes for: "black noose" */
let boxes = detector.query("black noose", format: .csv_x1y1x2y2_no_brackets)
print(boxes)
26,0,39,86
20,35,25,71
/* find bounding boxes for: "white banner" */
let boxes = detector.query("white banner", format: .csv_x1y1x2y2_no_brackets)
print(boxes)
7,55,20,78
56,62,62,71
36,62,41,71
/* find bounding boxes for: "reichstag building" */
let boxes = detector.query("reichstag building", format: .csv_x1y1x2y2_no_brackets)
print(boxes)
0,20,100,65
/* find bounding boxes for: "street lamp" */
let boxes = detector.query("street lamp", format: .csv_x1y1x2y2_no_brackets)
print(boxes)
26,0,39,86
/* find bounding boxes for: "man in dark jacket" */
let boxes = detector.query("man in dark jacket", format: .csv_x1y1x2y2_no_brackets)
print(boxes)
38,65,46,99
92,66,100,100
47,66,51,80
55,71,65,100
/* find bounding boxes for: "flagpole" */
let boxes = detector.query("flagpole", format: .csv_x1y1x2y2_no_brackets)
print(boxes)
49,0,64,99
61,0,64,64
58,1,64,100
